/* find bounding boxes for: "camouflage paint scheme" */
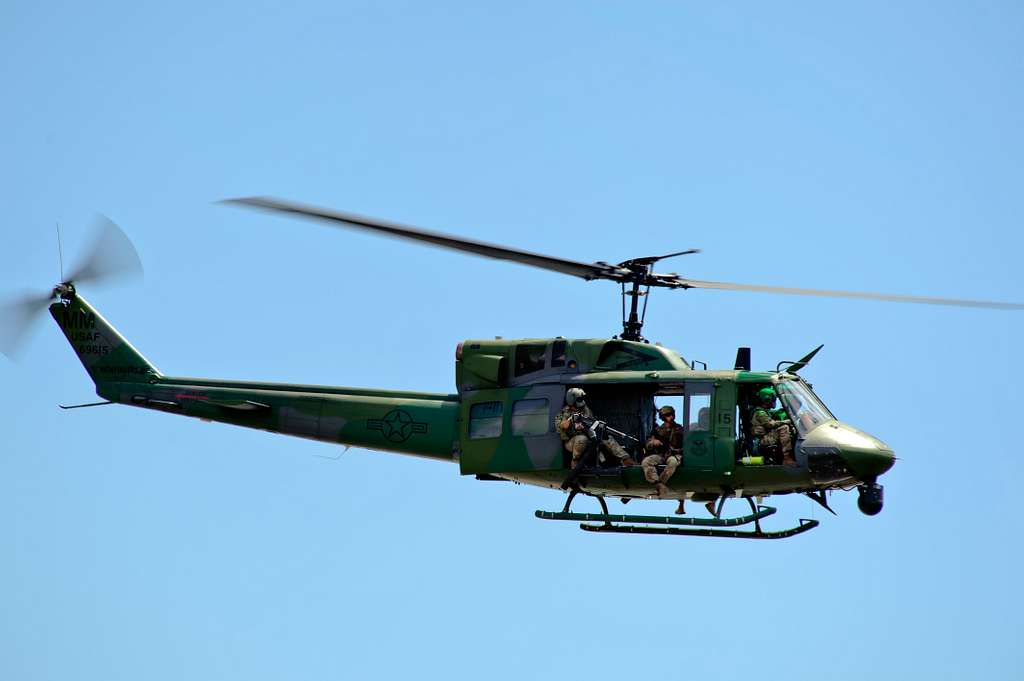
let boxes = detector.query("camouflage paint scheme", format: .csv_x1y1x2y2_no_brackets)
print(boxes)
52,293,894,504
52,295,457,460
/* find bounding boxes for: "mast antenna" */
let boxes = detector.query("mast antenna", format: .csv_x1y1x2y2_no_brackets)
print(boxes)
56,222,65,282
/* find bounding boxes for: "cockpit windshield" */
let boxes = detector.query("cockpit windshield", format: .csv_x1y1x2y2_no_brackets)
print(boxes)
777,379,834,436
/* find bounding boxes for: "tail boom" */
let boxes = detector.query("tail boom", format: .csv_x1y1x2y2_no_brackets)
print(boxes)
99,377,459,460
52,292,458,460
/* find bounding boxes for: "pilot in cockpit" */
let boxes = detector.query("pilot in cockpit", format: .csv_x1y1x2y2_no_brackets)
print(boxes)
751,387,796,465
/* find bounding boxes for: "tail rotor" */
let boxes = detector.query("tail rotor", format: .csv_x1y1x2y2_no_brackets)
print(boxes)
0,215,143,359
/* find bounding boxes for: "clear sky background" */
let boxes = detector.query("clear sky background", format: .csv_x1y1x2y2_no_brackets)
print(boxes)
3,2,1023,679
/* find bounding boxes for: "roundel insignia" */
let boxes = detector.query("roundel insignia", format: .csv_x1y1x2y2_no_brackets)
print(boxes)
367,409,428,443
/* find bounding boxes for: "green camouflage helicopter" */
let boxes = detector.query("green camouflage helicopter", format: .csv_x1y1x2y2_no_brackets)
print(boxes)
5,199,1021,539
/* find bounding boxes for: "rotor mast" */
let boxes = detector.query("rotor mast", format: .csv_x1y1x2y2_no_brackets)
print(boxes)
613,252,702,342
620,270,651,342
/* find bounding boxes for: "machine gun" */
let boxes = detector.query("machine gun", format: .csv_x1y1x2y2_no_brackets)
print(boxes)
560,413,640,491
570,412,640,445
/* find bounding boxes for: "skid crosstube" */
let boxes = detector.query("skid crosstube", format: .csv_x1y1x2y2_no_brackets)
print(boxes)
579,518,819,539
534,505,776,528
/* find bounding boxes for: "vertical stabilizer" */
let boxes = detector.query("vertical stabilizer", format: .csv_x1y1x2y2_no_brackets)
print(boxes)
49,292,159,385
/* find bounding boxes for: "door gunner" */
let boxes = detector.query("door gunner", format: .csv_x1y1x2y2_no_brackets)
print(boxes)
556,388,634,468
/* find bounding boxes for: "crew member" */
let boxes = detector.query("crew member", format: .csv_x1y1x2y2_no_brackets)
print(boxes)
556,388,634,468
751,387,796,465
642,405,683,498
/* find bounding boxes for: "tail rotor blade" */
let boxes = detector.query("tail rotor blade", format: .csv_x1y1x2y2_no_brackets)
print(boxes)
0,291,54,359
2,215,143,360
65,215,143,286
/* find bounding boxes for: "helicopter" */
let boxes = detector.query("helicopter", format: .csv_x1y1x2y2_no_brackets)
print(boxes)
4,198,1021,539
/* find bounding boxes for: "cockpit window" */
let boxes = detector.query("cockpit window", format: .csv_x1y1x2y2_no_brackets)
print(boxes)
777,379,834,436
551,340,567,367
514,343,546,377
596,341,664,370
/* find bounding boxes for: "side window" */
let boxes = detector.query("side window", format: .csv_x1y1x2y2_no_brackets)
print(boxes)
469,401,503,439
551,340,567,367
511,398,549,436
514,343,546,377
686,385,713,432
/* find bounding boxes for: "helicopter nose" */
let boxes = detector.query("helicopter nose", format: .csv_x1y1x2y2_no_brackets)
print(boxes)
809,422,895,480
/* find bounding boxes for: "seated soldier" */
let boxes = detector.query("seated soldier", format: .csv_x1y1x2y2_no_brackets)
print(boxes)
750,387,796,465
644,405,715,515
642,405,683,498
699,406,711,430
689,406,711,431
555,388,635,468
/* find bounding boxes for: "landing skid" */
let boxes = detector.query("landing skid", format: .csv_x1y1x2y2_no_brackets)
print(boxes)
537,496,819,540
535,505,776,527
578,518,818,539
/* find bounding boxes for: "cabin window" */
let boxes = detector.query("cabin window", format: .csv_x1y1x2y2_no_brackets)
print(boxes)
511,398,549,436
514,343,547,377
551,340,567,367
469,401,503,439
685,385,713,432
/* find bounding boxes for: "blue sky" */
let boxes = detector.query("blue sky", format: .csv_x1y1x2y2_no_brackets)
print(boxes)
3,2,1023,679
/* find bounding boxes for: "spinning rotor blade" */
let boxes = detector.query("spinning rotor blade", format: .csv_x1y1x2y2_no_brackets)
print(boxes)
65,215,144,286
224,196,1021,313
679,278,1024,310
224,196,633,282
1,215,142,360
0,291,54,358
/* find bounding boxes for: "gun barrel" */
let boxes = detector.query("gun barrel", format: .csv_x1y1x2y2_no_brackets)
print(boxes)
608,427,640,443
572,413,639,443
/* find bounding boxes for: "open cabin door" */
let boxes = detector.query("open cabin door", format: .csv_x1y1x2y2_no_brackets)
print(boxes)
458,384,565,475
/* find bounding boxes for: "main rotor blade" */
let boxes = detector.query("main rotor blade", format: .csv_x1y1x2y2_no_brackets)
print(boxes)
64,215,143,286
0,291,53,358
679,278,1024,310
655,248,701,260
620,249,701,268
224,196,632,282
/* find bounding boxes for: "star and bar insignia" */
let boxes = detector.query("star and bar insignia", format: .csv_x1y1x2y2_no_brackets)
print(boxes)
367,409,428,443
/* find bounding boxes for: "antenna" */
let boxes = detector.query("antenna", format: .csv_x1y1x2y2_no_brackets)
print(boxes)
56,222,65,282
